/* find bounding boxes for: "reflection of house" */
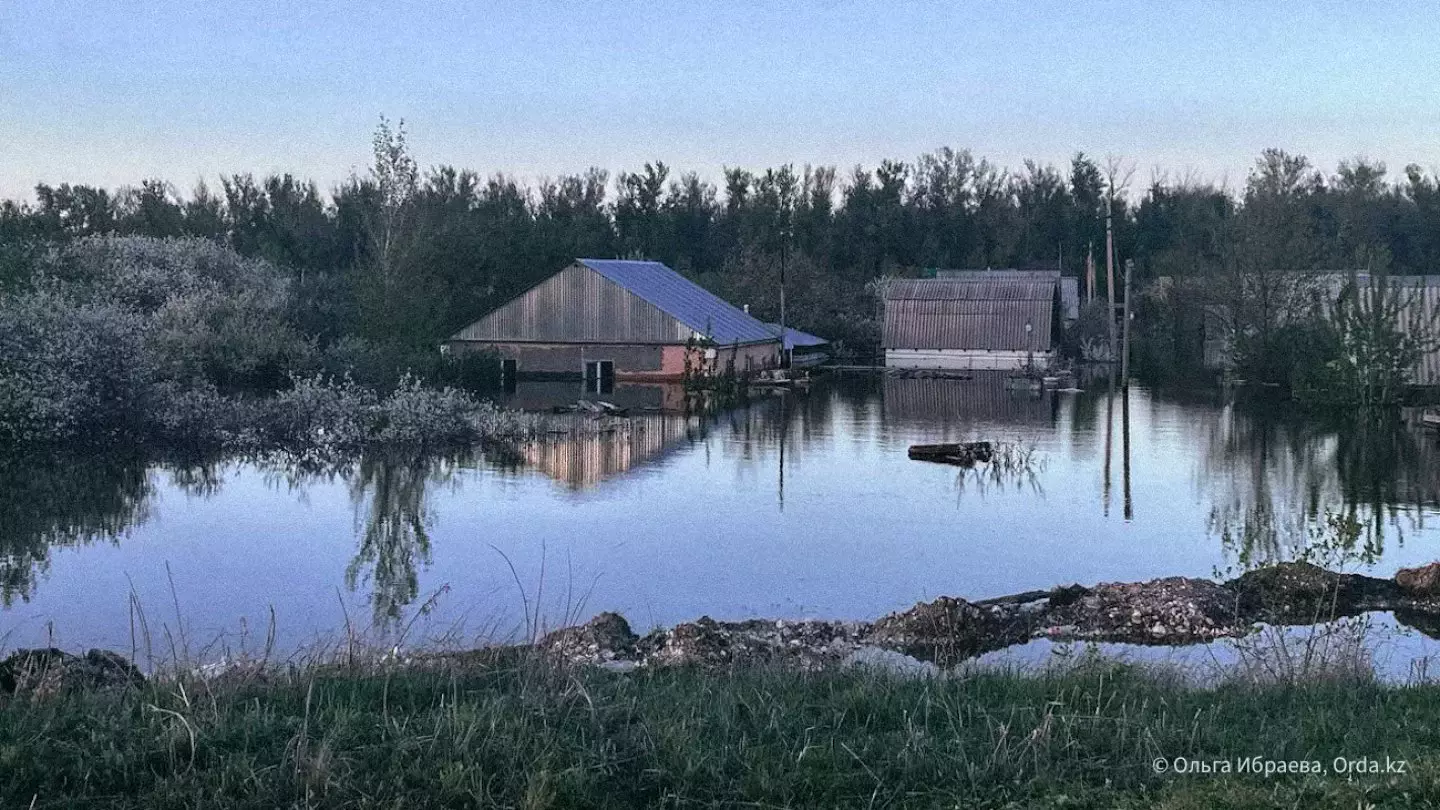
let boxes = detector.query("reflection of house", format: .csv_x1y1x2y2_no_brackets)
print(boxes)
445,259,781,382
883,277,1061,370
499,381,691,413
883,373,1056,426
764,324,830,367
522,414,697,488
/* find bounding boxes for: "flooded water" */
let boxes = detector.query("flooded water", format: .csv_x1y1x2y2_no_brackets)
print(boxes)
6,373,1440,674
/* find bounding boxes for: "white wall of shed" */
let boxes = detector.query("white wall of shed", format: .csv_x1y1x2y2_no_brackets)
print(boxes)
884,349,1053,371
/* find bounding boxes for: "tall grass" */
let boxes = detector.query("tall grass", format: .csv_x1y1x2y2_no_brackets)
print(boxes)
2,654,1438,808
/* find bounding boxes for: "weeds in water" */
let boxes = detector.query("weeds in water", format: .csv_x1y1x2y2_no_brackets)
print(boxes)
953,440,1045,498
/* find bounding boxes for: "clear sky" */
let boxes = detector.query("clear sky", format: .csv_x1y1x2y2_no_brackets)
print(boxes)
3,1,1438,199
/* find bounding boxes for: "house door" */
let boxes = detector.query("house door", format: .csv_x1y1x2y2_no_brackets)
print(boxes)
500,359,518,393
584,360,614,394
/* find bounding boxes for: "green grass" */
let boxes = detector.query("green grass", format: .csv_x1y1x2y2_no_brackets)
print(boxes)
2,653,1438,808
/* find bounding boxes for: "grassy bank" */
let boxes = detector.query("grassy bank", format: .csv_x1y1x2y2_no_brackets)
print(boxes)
2,653,1437,809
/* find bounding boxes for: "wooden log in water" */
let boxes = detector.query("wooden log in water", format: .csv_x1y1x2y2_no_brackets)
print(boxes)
907,441,994,466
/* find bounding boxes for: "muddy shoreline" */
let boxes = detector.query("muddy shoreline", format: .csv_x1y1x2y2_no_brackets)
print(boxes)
9,561,1440,692
539,561,1440,670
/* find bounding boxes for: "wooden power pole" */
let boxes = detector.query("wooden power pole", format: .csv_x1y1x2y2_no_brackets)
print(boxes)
1085,242,1095,303
1105,196,1117,362
1122,257,1133,387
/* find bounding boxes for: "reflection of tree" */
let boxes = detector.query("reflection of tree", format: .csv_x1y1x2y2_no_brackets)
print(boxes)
345,456,454,625
0,451,152,605
0,445,472,625
167,460,225,498
1202,401,1435,568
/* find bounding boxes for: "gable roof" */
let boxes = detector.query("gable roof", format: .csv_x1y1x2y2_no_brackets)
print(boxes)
578,259,777,345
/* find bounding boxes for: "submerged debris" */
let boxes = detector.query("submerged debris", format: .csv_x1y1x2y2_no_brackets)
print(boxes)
539,560,1440,672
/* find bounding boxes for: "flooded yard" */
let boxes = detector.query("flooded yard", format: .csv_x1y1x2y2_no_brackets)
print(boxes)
7,373,1440,672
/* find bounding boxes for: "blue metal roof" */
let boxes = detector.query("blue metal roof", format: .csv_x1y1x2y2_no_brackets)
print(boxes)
763,323,830,350
578,259,779,345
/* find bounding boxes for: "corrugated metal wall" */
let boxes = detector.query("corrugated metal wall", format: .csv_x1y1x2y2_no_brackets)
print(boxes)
1390,277,1440,386
1199,276,1440,384
884,348,1053,370
882,280,1058,352
450,263,694,344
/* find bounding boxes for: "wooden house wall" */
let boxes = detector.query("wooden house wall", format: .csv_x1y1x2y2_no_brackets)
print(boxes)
450,263,694,344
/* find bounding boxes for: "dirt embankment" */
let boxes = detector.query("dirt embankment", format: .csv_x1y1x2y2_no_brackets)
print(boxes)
11,562,1440,691
539,561,1440,670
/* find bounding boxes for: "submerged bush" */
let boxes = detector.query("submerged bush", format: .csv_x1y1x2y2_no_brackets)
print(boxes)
249,374,537,456
0,289,153,442
0,236,523,450
322,335,500,394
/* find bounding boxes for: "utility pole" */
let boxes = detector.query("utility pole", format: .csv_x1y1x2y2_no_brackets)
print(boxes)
1122,257,1133,387
1105,195,1117,363
1085,242,1095,303
779,231,790,369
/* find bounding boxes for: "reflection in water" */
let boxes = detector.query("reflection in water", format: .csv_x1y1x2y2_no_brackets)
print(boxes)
10,376,1440,646
344,457,451,625
0,452,152,605
1103,376,1114,517
1121,386,1133,521
883,374,1056,427
1203,404,1440,568
500,380,693,413
522,414,703,489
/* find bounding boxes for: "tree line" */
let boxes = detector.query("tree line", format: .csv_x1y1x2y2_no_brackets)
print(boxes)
4,120,1440,385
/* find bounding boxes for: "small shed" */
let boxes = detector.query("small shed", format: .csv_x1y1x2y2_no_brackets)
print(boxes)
882,277,1061,370
764,323,831,367
445,259,782,383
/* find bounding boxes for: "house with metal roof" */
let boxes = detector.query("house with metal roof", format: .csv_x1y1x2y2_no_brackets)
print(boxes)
444,259,782,385
882,277,1061,371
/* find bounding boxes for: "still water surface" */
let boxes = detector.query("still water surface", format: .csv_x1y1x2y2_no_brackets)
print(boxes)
6,373,1440,666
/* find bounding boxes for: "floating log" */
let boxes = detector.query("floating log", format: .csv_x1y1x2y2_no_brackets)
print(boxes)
908,441,993,466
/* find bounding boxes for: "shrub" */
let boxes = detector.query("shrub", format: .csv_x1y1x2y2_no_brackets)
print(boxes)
0,289,153,442
373,375,477,448
0,236,525,451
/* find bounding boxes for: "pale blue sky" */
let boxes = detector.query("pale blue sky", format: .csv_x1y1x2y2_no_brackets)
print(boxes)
2,1,1437,199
